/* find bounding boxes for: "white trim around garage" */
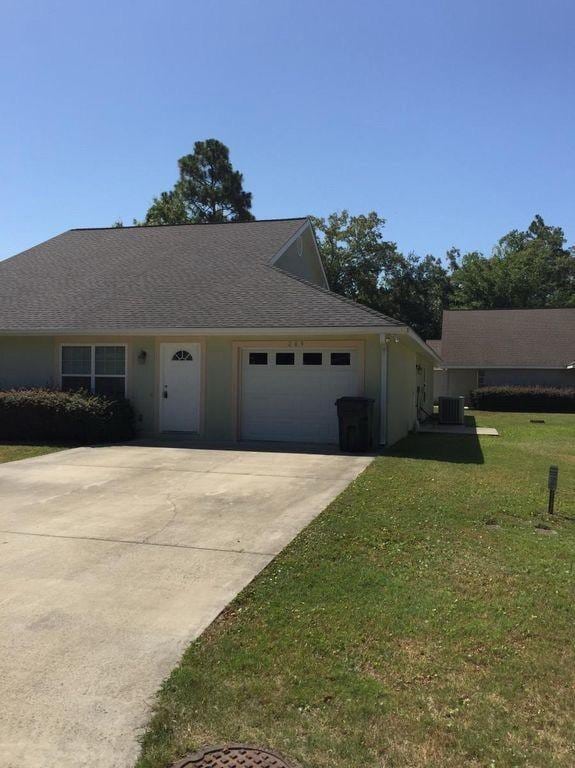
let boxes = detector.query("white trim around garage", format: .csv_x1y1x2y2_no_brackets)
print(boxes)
231,338,366,442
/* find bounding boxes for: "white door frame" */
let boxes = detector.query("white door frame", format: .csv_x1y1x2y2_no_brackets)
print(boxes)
159,342,202,433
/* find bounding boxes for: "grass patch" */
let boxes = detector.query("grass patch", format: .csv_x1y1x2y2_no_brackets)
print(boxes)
137,412,575,768
0,442,70,464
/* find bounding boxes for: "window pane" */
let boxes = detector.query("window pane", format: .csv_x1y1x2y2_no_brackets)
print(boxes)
275,352,295,365
249,352,268,365
172,349,193,361
95,376,126,398
331,352,351,366
95,346,125,375
61,376,91,392
303,352,322,366
62,346,91,375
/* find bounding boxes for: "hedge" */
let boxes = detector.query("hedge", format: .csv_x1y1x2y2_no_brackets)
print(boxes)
471,385,575,413
0,388,136,443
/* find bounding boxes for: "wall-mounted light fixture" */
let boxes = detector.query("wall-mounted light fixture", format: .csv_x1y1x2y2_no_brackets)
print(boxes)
137,349,147,365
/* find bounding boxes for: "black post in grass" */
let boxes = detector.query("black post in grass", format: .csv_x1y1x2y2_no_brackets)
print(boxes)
548,465,559,515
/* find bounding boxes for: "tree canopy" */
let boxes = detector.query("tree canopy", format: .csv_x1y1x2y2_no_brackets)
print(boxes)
313,212,574,339
116,139,573,338
141,139,254,225
449,215,574,309
312,211,451,339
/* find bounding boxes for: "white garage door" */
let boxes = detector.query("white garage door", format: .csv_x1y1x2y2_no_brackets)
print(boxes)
240,347,362,443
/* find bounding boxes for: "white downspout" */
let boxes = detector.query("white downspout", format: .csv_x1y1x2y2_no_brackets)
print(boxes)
379,335,389,445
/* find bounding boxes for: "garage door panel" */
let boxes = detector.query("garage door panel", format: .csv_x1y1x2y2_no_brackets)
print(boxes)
240,348,362,443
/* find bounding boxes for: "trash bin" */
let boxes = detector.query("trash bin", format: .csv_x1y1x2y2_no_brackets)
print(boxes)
335,396,374,452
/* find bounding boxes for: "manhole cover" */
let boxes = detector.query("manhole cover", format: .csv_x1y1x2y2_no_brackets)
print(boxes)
171,743,300,768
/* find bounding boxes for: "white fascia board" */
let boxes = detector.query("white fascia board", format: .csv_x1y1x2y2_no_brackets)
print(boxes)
0,325,405,337
308,220,330,289
407,328,442,363
383,327,442,364
268,220,312,266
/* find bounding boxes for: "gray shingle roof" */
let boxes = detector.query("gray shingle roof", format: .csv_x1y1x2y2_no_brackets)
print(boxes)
425,339,442,357
438,308,575,368
0,219,403,332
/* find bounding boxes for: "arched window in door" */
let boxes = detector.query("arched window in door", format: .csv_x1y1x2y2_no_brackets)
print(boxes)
172,350,194,361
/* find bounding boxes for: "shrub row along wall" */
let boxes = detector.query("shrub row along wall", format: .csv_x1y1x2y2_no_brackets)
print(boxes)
0,389,135,442
471,385,575,413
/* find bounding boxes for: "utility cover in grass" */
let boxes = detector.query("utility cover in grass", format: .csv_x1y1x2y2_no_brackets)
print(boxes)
171,744,300,767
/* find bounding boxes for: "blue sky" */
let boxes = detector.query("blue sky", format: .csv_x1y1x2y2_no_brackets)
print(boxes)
1,0,574,261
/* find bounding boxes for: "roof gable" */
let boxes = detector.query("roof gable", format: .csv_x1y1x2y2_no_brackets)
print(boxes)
272,221,329,289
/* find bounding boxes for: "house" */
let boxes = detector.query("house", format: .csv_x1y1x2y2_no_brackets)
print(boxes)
0,218,438,446
429,308,575,400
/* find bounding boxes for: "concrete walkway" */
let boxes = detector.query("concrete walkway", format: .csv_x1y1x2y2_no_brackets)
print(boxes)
0,443,371,767
418,424,499,436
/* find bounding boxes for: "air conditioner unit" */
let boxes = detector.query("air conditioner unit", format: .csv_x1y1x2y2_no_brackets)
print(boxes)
438,396,465,425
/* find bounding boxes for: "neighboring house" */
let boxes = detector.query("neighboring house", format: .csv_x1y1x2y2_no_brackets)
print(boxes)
0,218,438,446
428,308,575,401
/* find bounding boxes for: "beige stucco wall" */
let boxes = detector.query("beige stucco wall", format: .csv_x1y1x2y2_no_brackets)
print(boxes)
0,332,436,447
0,336,56,389
0,335,157,432
386,340,417,446
204,336,235,441
416,351,435,416
128,337,156,432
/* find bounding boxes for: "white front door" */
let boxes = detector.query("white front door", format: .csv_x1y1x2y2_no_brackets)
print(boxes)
160,343,201,432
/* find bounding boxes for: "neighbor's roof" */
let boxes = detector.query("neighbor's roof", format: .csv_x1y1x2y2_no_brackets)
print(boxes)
0,219,403,332
437,308,575,368
425,339,442,357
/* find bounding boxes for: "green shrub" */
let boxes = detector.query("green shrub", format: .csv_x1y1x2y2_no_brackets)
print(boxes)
471,385,575,413
0,388,135,443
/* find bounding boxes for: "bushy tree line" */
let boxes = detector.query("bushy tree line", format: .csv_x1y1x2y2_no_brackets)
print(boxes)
312,211,575,339
120,140,574,339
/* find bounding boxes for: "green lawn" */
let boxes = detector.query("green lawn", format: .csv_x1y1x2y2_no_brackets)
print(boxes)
137,412,575,768
0,443,69,464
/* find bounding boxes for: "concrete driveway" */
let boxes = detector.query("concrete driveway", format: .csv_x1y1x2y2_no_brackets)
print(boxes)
0,442,371,767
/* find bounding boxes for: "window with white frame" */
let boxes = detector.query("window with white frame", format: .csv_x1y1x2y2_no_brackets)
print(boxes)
61,345,126,397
